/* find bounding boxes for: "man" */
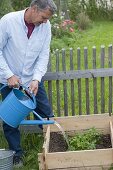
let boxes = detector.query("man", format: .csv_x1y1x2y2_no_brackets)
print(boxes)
0,0,57,167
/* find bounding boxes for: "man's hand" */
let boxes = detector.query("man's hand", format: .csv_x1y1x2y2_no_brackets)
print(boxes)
7,75,20,88
29,80,39,96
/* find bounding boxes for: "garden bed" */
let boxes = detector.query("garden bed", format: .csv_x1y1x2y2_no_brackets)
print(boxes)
38,113,113,170
49,132,111,153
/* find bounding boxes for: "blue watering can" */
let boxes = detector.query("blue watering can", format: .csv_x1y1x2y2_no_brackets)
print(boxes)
0,85,54,128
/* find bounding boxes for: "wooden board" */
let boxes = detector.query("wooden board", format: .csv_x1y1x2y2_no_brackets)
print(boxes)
43,113,111,134
39,149,113,170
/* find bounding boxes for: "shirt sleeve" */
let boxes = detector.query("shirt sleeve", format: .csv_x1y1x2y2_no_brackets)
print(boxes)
0,16,14,80
32,23,51,82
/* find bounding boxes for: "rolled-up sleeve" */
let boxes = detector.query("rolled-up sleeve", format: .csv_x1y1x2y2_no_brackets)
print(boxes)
0,17,14,80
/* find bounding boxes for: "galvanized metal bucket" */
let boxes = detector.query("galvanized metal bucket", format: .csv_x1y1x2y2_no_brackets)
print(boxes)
0,149,15,170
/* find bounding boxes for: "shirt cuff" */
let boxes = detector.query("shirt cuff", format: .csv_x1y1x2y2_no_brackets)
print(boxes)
33,74,42,82
5,71,14,80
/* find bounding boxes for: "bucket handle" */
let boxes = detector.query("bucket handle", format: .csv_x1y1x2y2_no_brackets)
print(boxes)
0,84,36,106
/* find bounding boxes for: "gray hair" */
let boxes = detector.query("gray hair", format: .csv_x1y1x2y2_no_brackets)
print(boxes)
30,0,57,14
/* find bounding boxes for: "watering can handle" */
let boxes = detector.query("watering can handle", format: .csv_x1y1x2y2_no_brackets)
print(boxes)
0,84,36,106
20,85,36,107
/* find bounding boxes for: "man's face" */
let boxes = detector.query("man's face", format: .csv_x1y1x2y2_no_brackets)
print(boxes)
31,6,52,25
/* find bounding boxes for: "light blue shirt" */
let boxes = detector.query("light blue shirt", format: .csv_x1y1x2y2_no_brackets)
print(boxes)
0,10,51,86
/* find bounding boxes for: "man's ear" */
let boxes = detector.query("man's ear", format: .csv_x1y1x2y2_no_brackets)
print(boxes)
31,5,38,12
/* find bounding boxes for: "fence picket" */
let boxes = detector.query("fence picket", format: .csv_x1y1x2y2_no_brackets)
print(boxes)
93,46,98,114
55,49,61,116
84,47,90,115
70,48,75,116
108,45,112,116
101,45,105,113
77,47,82,115
62,49,68,116
47,53,52,109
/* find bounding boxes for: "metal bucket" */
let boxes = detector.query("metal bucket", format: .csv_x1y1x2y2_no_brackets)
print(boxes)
0,150,15,170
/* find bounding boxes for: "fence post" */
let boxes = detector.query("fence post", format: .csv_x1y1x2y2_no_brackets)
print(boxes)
108,44,112,115
93,46,98,114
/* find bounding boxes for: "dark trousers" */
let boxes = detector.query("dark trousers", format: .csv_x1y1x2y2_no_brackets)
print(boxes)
1,81,53,156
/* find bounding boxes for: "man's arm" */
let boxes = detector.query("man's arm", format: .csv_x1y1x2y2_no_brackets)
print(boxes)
29,23,51,95
0,16,14,80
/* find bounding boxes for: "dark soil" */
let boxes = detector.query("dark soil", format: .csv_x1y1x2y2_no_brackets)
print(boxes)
96,134,111,149
49,132,68,152
49,132,111,153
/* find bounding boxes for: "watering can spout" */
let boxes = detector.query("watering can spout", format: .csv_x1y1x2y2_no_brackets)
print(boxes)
20,110,55,125
20,119,55,125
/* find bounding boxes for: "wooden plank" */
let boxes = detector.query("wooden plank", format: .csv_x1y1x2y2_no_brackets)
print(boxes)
78,79,82,115
42,68,113,81
101,46,105,113
70,48,75,116
85,78,90,114
84,47,90,114
47,166,111,170
77,47,82,115
109,77,112,115
43,125,50,153
108,45,112,116
43,114,111,134
38,153,45,170
110,120,113,148
55,49,61,116
62,49,68,116
39,150,112,170
42,125,51,170
45,149,113,169
93,46,98,114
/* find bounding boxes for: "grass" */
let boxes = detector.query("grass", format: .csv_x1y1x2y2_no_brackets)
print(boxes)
0,131,43,170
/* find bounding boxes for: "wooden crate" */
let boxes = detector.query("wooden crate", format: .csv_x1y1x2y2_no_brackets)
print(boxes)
38,113,113,170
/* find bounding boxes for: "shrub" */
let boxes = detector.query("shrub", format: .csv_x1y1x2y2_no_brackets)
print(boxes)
76,12,91,30
51,13,77,38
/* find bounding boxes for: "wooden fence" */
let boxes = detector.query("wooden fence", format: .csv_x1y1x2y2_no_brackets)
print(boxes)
43,44,113,117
